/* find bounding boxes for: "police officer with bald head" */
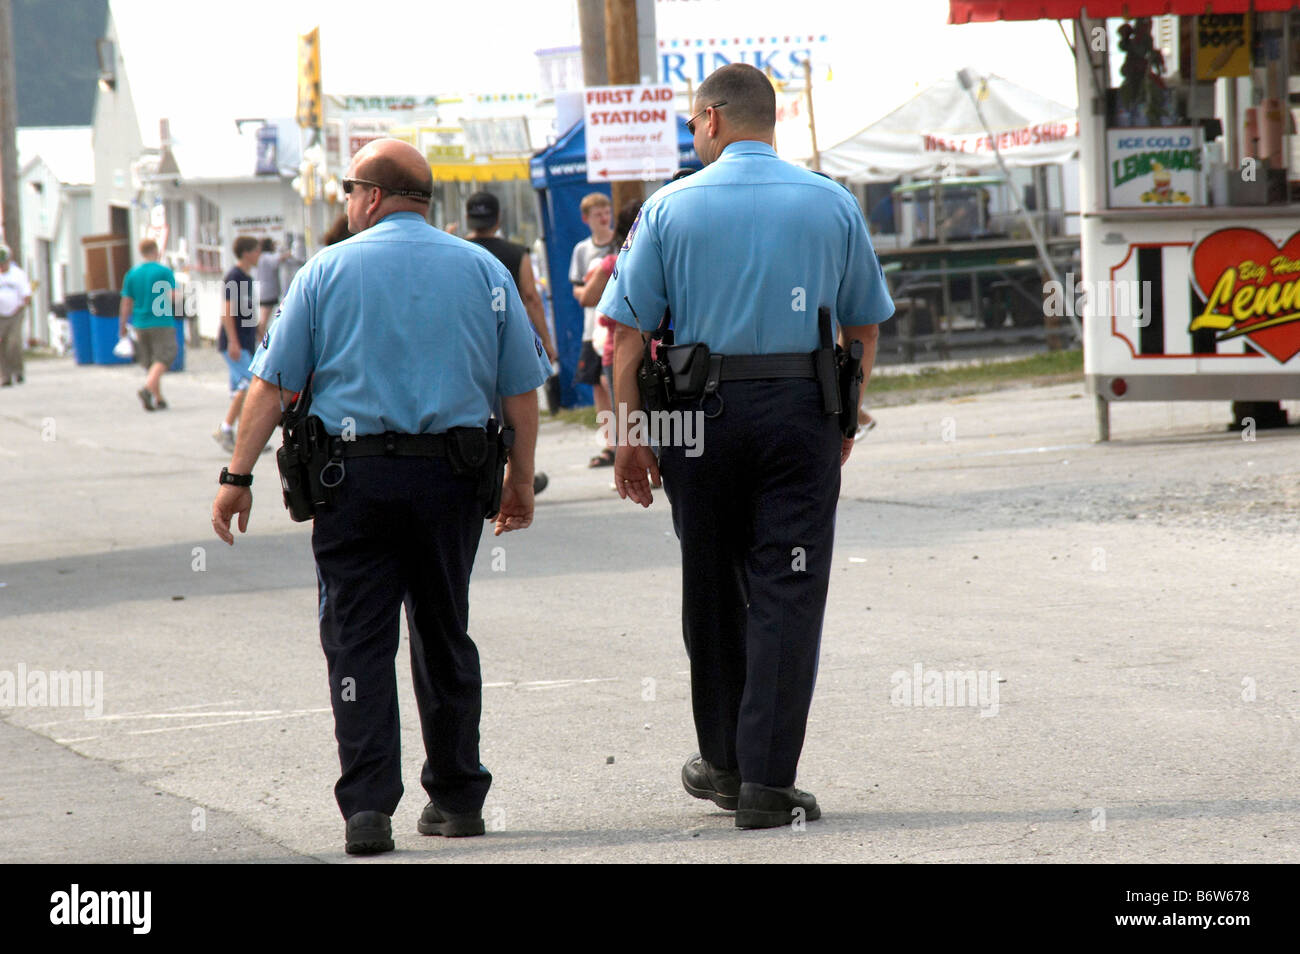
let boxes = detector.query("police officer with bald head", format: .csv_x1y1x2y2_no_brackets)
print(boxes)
210,138,548,855
599,64,894,829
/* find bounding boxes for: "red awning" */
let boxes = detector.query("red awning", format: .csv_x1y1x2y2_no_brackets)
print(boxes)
950,1,1298,23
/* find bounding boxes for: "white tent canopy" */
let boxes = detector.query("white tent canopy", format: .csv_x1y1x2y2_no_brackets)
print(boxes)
821,70,1078,184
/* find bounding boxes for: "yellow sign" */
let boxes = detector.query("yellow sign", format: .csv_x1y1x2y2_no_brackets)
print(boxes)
388,125,419,147
427,158,530,183
1196,13,1250,81
297,27,322,129
419,127,467,163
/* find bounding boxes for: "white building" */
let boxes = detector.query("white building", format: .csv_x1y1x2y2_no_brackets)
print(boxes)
144,116,306,339
90,2,312,341
16,127,95,346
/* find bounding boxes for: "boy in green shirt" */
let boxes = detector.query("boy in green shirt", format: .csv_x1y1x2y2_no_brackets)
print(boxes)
119,238,179,411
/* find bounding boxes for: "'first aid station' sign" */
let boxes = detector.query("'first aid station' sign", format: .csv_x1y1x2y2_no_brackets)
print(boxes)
584,85,678,183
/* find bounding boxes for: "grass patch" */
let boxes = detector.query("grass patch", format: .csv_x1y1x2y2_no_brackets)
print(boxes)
547,405,600,429
545,350,1084,428
869,349,1082,393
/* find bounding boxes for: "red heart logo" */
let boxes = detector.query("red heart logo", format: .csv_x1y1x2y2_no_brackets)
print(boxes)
1190,228,1300,363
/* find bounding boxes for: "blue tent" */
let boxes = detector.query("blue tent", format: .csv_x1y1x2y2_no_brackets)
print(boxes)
531,118,701,407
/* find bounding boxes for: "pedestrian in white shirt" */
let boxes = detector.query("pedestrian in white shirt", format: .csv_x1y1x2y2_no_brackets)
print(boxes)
0,244,33,387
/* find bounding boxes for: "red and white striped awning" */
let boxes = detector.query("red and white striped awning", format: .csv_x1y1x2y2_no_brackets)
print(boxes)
950,1,1299,23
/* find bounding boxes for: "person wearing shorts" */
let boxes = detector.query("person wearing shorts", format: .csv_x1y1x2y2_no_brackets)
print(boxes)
213,236,261,451
119,238,178,411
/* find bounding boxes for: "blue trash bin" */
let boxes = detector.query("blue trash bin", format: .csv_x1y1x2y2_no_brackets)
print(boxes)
170,317,186,372
89,291,129,365
65,292,94,365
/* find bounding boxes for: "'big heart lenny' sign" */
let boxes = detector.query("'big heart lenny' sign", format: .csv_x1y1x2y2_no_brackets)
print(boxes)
1189,228,1300,363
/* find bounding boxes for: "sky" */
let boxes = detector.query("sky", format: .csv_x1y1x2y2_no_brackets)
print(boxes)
109,0,1080,149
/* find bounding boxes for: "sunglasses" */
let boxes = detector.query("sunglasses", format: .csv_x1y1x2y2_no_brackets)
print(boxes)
686,101,726,135
341,177,432,201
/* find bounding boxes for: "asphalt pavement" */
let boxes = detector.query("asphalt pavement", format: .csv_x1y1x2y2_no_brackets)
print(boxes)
2,347,1297,863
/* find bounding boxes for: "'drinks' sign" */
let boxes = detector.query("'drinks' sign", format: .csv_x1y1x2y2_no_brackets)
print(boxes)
1107,128,1205,207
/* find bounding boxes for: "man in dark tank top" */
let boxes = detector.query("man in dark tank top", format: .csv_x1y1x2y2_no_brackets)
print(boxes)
464,192,556,364
465,192,555,496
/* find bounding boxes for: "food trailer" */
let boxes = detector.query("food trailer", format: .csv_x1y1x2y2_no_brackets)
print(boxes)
951,1,1300,439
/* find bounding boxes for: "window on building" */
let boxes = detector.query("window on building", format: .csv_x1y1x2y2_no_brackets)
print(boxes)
165,199,188,259
196,197,221,272
96,38,116,91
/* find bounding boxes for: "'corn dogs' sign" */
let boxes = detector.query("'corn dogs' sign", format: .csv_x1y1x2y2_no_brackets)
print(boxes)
1196,12,1251,80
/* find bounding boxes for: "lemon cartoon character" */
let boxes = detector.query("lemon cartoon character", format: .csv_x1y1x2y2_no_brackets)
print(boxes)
1151,160,1173,203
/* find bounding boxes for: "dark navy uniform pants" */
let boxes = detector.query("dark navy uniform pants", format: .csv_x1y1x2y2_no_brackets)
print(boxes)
311,456,491,819
659,379,841,788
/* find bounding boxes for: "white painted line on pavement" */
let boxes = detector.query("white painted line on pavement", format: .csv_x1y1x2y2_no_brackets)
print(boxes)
50,708,331,741
960,442,1092,458
482,677,623,691
121,709,330,736
28,700,242,728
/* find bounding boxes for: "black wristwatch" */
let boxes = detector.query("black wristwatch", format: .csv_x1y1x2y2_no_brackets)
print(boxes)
219,467,253,487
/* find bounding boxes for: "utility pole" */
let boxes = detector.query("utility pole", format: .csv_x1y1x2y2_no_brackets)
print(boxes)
0,0,22,265
803,59,821,173
577,0,608,88
604,0,643,211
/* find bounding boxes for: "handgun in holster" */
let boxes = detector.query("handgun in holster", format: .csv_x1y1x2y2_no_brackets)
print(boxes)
837,338,865,439
813,306,865,439
276,374,325,522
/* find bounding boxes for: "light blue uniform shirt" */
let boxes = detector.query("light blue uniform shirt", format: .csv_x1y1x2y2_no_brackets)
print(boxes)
597,141,894,353
250,212,548,436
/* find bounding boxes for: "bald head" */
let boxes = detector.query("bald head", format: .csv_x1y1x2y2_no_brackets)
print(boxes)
344,138,434,232
351,138,433,203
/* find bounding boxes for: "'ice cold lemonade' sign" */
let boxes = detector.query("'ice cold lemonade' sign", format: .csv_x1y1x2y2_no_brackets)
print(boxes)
1107,128,1205,207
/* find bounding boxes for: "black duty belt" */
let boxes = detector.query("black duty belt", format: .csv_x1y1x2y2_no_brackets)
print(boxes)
716,352,817,381
327,432,448,458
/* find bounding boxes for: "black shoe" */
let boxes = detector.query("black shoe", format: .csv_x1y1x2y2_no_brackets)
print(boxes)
681,754,740,810
137,388,155,412
417,801,485,837
533,472,549,495
155,397,168,410
735,782,821,829
344,811,394,855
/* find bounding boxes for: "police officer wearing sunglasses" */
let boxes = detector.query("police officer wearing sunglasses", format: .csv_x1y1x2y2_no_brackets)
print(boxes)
210,138,549,855
599,64,894,829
